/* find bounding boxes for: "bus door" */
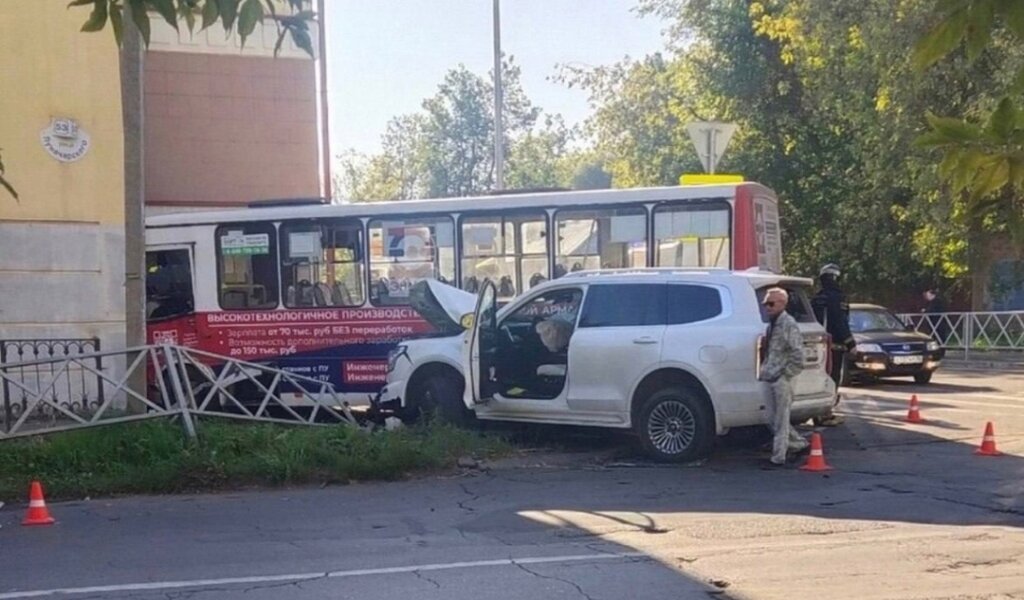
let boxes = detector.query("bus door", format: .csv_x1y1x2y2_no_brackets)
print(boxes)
145,244,198,347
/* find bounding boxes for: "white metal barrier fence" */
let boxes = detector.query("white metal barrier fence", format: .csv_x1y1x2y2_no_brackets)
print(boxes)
0,344,360,441
898,311,1024,359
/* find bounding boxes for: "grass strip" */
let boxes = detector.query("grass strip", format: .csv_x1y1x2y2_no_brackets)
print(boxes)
0,420,510,503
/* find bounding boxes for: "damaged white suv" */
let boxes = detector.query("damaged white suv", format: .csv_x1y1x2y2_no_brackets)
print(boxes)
378,269,836,462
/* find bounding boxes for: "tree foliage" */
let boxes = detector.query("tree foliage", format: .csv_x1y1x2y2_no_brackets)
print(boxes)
335,60,582,202
913,0,1024,226
559,0,1021,300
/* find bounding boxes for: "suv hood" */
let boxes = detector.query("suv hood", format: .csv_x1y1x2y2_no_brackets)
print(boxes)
408,280,477,335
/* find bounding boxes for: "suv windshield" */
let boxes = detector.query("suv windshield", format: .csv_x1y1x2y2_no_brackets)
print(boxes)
756,284,816,323
850,308,905,333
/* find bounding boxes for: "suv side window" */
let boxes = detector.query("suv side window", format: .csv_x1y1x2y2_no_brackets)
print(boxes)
666,284,723,325
756,285,817,323
579,284,666,328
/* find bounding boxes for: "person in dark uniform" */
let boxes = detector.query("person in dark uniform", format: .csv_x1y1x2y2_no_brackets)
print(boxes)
811,263,855,427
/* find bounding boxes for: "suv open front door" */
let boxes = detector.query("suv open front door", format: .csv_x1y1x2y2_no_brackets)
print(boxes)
463,279,498,407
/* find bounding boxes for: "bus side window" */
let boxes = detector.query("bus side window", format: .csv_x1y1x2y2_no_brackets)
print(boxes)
461,213,548,300
555,207,647,276
653,203,731,268
216,223,279,310
368,217,455,306
146,249,194,321
280,220,365,308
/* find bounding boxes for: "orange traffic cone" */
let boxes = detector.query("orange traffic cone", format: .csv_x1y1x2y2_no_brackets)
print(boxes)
799,433,833,472
975,422,1002,456
906,394,924,423
21,481,55,526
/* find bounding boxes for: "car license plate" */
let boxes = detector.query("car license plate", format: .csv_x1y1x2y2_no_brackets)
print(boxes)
892,355,924,365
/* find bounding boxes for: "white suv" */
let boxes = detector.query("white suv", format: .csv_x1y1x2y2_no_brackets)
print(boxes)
378,269,836,462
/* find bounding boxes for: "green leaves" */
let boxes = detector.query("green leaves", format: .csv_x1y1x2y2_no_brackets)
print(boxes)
201,0,219,30
912,6,968,71
237,0,264,48
77,0,108,33
914,0,1024,71
67,0,317,58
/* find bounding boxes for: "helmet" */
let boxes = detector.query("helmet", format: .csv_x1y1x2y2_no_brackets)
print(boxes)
819,263,841,278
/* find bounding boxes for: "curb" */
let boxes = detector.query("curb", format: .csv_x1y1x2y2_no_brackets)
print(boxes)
942,360,1024,372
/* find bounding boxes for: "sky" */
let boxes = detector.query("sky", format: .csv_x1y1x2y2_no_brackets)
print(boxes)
323,1,668,155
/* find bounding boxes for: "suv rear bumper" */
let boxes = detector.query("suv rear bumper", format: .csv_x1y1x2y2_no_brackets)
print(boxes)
790,390,836,422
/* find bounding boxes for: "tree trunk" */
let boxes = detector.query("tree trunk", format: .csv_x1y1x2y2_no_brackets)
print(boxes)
121,3,147,411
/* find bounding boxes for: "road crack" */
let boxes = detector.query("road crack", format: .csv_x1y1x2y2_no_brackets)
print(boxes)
413,569,442,589
514,561,595,600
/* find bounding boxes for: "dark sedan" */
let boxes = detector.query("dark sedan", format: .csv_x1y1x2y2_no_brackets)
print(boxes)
846,303,945,384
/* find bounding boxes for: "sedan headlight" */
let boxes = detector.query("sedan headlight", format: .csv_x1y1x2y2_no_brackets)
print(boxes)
926,341,941,351
855,343,883,353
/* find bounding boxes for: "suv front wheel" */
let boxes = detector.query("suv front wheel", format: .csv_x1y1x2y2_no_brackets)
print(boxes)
636,386,714,462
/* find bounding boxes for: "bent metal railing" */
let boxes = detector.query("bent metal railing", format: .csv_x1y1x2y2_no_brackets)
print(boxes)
898,311,1024,359
0,344,360,441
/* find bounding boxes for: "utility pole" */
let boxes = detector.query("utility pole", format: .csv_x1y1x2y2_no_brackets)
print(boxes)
120,1,146,410
492,0,505,190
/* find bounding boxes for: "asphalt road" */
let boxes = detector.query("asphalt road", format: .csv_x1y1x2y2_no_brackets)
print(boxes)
1,368,1022,600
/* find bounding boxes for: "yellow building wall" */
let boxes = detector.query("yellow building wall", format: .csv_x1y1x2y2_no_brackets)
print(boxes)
0,0,124,223
0,1,126,348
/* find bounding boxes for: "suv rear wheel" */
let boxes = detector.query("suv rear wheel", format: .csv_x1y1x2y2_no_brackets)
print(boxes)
636,386,714,462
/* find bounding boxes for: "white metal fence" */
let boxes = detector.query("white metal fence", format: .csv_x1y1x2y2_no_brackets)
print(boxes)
898,311,1024,359
0,344,360,441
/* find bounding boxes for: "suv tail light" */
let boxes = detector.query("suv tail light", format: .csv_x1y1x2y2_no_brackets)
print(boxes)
755,334,764,379
824,333,833,374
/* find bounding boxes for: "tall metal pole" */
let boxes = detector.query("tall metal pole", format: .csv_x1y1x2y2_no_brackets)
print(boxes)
492,0,505,190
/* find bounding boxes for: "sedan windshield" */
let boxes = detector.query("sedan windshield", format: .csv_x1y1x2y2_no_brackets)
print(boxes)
850,309,905,333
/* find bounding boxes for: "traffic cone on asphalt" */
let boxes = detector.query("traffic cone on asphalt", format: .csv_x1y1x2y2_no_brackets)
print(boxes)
906,394,924,424
21,481,55,526
975,422,1002,456
799,433,833,472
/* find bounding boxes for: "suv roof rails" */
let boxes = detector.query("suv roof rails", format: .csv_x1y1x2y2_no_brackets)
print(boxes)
562,267,729,279
247,197,330,208
484,186,570,196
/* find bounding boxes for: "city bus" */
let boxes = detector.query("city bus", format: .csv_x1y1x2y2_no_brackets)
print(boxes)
144,183,783,404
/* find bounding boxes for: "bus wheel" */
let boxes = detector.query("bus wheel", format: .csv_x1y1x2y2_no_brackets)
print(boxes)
409,370,474,428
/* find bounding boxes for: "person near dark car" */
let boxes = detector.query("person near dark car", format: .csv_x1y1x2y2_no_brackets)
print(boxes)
922,288,950,344
759,287,810,466
811,263,855,427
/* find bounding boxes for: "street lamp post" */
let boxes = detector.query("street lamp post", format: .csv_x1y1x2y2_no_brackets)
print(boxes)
492,0,504,190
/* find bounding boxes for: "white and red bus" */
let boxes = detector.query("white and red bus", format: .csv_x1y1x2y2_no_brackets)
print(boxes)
145,183,783,404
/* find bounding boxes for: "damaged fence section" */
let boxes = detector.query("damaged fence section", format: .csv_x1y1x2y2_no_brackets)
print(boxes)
0,343,360,441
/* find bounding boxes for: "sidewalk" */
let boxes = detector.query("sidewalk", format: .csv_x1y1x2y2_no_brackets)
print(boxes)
942,350,1024,371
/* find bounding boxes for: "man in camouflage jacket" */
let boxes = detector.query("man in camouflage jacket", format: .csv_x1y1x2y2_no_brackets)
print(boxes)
759,287,809,465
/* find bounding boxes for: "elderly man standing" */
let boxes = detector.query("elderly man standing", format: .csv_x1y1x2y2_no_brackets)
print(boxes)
759,287,809,465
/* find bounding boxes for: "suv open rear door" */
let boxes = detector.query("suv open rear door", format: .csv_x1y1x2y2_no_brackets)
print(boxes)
462,279,498,407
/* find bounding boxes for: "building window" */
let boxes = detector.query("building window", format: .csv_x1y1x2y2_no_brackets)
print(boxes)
461,213,548,298
368,217,455,306
654,204,730,268
555,207,647,278
216,223,279,310
280,220,365,308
